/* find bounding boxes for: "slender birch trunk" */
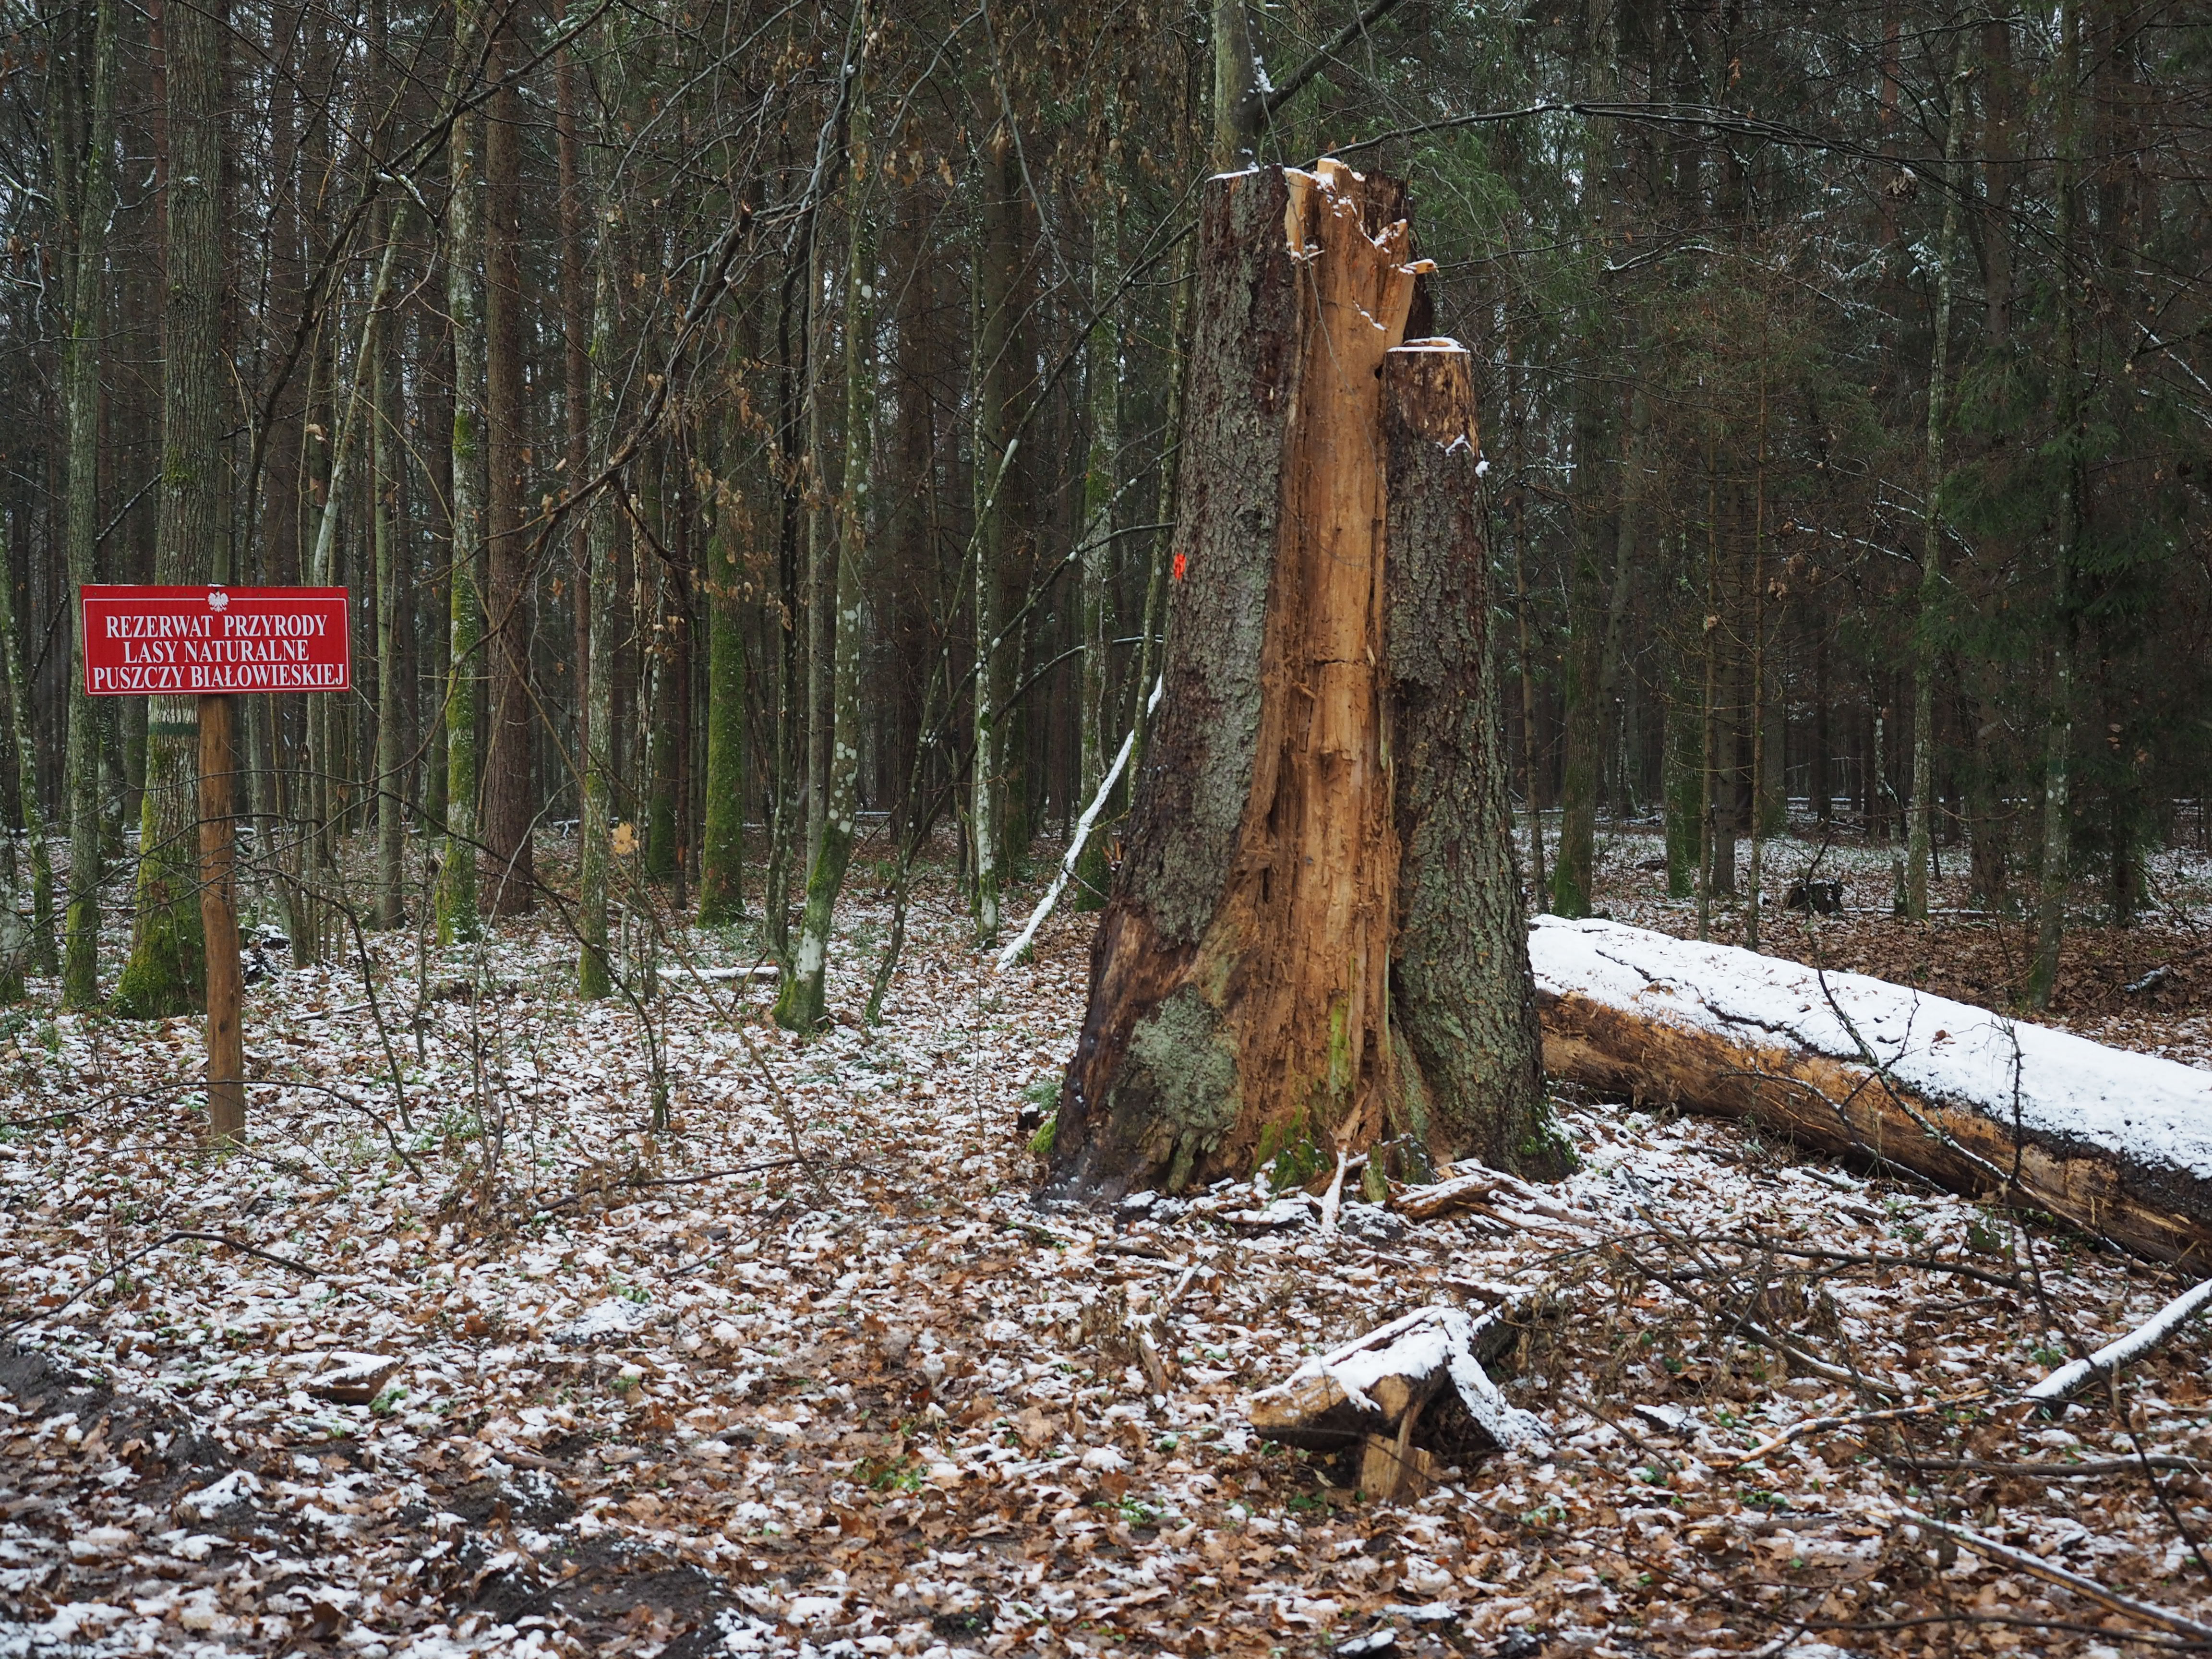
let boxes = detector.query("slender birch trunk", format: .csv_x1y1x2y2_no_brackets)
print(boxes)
59,0,119,1010
436,4,487,945
1907,37,1969,922
778,38,874,1031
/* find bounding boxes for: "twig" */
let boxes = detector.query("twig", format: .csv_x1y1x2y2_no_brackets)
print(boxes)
995,709,1142,972
1897,1507,2212,1641
1880,1455,2205,1478
2024,1274,2212,1404
1,1230,319,1339
1710,1390,1986,1469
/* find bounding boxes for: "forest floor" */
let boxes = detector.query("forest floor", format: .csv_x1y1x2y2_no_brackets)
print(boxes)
5,828,2212,1659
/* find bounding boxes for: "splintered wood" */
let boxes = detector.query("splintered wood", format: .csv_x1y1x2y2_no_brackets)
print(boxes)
1247,1306,1544,1502
1221,159,1419,1156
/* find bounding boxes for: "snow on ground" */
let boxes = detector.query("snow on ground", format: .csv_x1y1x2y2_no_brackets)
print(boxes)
3,842,2212,1657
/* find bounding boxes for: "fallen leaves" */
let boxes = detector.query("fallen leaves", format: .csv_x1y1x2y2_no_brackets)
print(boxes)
0,848,2209,1658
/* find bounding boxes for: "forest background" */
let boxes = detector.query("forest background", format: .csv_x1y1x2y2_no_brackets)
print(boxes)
0,0,2202,1024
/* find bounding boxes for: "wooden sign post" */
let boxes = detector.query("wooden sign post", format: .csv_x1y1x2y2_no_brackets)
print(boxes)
197,693,244,1142
82,585,351,1146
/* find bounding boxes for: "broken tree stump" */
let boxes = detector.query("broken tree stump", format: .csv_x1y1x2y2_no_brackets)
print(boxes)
1531,915,2212,1264
1048,160,1551,1197
1246,1306,1545,1495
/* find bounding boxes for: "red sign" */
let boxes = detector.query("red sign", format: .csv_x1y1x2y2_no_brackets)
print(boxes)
81,586,351,696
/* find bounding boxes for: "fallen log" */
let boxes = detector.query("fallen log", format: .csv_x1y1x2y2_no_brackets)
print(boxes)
1530,916,2212,1266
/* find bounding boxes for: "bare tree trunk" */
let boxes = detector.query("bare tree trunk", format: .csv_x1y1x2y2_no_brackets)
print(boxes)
116,0,225,1018
482,15,534,915
0,558,53,992
779,40,875,1030
435,2,487,945
1074,97,1121,914
373,211,407,928
1211,0,1263,168
2030,0,2081,1010
59,0,119,1010
804,211,831,873
970,145,1018,945
1908,37,1968,923
576,192,619,998
556,12,591,849
698,405,747,926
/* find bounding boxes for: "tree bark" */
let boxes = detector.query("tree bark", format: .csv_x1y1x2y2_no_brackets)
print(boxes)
481,15,535,915
436,4,487,945
1211,0,1263,168
1050,163,1553,1196
1074,101,1121,915
576,179,620,997
116,0,224,1018
1907,41,1967,923
2030,0,2082,1010
59,0,119,1010
1382,344,1560,1175
556,8,591,839
698,452,747,926
778,43,875,1031
0,556,54,992
970,144,1018,945
373,212,407,929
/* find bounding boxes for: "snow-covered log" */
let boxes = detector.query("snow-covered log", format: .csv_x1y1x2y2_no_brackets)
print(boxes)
1529,916,2212,1265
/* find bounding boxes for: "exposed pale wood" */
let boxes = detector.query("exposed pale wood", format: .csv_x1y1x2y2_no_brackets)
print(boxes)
1395,1166,1586,1228
1245,1306,1542,1468
1358,1428,1439,1503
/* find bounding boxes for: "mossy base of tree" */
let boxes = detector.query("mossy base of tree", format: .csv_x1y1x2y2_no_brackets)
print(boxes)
1071,840,1110,913
577,941,612,1000
61,900,99,1011
697,880,746,927
110,900,204,1020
